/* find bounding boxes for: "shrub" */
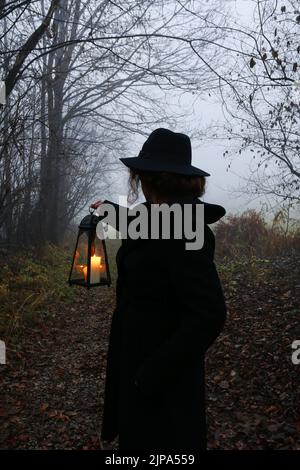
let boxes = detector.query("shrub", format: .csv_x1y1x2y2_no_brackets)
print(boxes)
214,209,300,262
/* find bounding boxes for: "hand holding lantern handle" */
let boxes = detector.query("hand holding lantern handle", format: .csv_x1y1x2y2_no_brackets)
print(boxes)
90,198,130,236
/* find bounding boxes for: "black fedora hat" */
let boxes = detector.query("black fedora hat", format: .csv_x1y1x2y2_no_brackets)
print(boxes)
119,128,210,177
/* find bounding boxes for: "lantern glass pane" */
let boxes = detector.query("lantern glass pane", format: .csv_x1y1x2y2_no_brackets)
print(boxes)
69,227,110,288
70,231,89,285
92,236,109,285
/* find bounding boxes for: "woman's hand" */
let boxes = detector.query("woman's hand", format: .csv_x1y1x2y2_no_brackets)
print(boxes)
90,200,103,210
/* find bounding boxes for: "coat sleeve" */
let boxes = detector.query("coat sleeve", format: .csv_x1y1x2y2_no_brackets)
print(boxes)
134,246,227,399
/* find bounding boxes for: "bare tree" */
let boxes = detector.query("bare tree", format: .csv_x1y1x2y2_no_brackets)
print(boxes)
216,0,300,206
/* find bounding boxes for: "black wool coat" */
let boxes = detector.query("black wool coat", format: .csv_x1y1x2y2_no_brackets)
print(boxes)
100,198,227,451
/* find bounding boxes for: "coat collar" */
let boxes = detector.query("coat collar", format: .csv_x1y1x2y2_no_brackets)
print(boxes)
142,197,226,225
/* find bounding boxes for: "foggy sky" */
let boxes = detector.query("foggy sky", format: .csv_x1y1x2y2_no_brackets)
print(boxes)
105,1,291,220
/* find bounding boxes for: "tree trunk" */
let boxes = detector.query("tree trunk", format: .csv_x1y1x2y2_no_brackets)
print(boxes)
2,12,13,245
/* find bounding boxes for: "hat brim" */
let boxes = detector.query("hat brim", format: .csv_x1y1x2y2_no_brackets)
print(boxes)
119,157,210,177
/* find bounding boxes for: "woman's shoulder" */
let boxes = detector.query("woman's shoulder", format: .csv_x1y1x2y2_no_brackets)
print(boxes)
158,225,215,261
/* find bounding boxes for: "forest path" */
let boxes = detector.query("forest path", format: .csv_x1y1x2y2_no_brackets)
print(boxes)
1,256,299,449
1,287,116,450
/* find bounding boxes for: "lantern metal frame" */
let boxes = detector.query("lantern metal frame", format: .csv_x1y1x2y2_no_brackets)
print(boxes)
68,208,111,289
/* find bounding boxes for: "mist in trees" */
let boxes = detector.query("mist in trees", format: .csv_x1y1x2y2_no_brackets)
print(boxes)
0,0,299,249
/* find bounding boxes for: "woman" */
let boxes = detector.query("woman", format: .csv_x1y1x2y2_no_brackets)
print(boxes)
92,128,227,451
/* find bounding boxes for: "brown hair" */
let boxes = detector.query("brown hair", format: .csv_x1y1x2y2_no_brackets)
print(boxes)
128,168,206,204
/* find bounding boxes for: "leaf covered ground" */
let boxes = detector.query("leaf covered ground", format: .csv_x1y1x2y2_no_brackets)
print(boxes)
0,252,299,450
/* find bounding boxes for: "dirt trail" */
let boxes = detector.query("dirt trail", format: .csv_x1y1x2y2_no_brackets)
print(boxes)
1,256,299,449
1,287,116,449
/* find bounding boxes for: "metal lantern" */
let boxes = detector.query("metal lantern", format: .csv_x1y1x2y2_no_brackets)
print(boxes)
68,208,111,289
